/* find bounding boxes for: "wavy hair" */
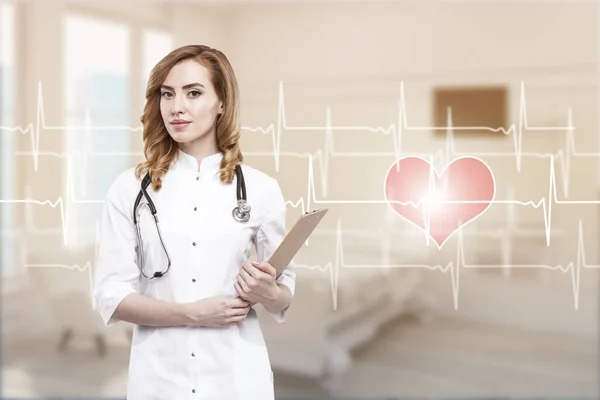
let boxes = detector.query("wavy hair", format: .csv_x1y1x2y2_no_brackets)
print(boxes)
135,45,242,191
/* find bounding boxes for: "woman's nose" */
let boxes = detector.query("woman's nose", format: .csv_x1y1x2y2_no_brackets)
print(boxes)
171,95,185,115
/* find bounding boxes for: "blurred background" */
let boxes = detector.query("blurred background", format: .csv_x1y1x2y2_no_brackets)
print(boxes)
0,0,599,398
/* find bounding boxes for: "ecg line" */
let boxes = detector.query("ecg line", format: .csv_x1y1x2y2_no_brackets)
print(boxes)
22,220,100,307
297,217,594,311
4,148,595,310
12,209,589,312
288,151,597,248
0,155,103,246
2,147,590,248
1,79,597,310
2,80,588,199
8,178,569,311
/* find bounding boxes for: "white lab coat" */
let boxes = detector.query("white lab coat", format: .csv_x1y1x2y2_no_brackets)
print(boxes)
93,150,296,400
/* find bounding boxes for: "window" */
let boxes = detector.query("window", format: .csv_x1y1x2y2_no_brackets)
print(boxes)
1,1,15,277
140,28,173,115
142,29,174,90
64,14,131,246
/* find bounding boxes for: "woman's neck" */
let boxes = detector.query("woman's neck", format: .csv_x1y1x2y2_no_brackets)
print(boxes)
178,138,220,171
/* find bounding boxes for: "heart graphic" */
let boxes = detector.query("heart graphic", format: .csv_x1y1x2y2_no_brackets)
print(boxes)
384,156,495,249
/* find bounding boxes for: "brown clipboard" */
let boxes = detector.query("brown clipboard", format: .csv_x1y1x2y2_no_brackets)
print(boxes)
268,209,329,277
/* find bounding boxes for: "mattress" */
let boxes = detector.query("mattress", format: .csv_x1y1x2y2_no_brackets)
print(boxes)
295,267,418,312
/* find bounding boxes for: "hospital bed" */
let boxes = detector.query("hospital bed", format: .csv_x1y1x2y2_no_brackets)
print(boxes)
257,261,429,387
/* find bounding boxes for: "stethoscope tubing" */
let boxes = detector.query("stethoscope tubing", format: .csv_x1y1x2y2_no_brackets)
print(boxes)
133,164,249,279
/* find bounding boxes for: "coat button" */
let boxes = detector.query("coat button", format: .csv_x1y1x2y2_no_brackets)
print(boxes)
196,176,199,181
192,278,196,283
193,207,197,211
192,389,196,393
192,242,196,246
191,353,195,357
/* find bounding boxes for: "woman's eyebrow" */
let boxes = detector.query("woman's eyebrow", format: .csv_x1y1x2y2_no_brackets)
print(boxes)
160,83,205,90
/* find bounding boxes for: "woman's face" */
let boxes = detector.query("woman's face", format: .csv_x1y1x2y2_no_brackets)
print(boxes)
159,59,223,146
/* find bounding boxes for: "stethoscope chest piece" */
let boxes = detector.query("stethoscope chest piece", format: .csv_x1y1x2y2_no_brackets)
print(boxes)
232,199,251,223
231,164,250,223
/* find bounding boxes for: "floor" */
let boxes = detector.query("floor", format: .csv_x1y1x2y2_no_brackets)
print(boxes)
1,315,597,399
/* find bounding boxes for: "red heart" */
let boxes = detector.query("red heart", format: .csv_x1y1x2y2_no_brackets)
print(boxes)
384,156,495,249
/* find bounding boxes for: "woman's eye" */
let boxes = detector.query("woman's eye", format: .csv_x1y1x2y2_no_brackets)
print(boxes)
189,90,202,97
161,92,173,98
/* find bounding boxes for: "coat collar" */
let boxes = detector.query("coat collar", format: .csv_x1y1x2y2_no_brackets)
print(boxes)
175,148,223,174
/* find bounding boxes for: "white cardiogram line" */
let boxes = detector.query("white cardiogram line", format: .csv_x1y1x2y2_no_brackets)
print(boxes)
23,219,100,307
292,151,592,248
3,79,586,199
0,79,595,309
11,172,566,311
12,152,593,311
0,155,103,246
281,156,599,310
306,216,594,312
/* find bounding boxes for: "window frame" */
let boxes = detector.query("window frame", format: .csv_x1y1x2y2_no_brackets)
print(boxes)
1,5,173,282
1,1,16,280
61,10,173,248
63,12,133,247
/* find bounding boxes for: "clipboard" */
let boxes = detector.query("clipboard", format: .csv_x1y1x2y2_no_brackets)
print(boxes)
268,209,329,277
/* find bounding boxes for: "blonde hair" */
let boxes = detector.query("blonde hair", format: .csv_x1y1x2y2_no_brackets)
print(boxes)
135,44,242,191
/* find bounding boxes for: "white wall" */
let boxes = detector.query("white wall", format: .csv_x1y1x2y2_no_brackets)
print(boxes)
219,1,599,337
4,1,599,341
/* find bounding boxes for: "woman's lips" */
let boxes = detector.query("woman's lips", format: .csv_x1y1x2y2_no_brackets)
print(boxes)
171,121,191,131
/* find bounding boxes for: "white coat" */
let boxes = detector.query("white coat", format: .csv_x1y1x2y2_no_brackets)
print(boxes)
93,149,296,400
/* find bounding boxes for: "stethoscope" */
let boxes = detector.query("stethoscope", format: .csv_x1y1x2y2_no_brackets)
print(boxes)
132,164,250,279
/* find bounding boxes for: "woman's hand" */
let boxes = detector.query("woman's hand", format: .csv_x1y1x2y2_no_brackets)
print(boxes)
183,296,252,328
235,261,281,305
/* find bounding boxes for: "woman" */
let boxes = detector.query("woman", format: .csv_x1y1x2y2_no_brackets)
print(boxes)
93,44,296,399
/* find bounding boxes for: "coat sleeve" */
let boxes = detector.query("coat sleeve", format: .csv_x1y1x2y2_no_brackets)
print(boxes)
93,173,140,327
254,178,296,323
